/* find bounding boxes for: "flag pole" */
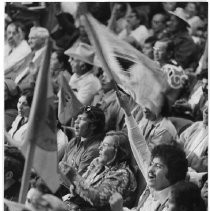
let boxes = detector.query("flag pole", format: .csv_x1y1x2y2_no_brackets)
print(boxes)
18,140,36,203
18,40,52,203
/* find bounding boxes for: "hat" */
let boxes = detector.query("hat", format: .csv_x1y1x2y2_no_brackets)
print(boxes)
65,43,99,67
168,8,190,27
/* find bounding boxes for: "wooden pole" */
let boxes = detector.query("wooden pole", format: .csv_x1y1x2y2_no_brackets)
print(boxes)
18,141,36,203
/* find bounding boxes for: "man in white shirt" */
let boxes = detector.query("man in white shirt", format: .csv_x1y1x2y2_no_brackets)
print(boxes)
109,91,188,211
15,26,49,90
5,22,31,70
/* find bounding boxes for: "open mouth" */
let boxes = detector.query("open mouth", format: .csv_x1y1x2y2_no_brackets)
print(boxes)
148,172,156,180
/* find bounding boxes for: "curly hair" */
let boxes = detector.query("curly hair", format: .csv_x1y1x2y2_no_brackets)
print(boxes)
4,146,25,181
80,106,105,134
151,144,188,185
170,181,206,211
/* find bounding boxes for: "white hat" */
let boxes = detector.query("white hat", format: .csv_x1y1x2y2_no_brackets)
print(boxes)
168,8,190,27
65,43,100,67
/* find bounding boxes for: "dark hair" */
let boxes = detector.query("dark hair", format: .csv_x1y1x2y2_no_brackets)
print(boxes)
144,36,156,46
80,106,105,134
7,21,26,38
151,144,188,185
170,181,206,211
53,50,72,74
20,89,34,107
132,8,148,27
4,146,25,181
159,94,171,117
84,63,93,72
105,131,132,163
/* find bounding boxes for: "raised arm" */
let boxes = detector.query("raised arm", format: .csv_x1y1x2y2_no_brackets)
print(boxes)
116,91,151,179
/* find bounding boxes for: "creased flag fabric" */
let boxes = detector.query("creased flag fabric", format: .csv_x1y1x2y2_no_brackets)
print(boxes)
58,74,83,125
21,40,60,193
80,11,186,109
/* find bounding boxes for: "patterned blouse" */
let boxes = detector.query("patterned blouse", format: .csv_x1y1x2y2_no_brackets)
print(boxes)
67,157,137,210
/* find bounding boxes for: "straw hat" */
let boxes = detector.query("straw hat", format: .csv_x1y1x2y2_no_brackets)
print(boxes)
65,43,100,67
168,8,190,27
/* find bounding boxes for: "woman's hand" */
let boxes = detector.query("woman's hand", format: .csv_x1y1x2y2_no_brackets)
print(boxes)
109,192,124,211
116,90,132,116
59,162,77,182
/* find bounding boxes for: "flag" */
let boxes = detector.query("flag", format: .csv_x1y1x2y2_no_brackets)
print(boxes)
5,52,34,81
20,40,60,193
80,9,186,109
58,74,82,125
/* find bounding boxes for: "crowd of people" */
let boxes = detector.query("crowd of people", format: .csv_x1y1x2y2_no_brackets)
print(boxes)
4,2,208,211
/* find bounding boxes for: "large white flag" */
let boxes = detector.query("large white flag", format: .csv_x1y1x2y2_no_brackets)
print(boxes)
80,11,185,108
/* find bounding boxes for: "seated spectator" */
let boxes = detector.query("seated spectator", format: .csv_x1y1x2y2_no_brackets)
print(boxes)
62,131,137,210
65,43,101,105
50,50,72,94
5,21,31,70
108,2,131,35
138,96,177,150
59,106,105,177
172,71,208,121
177,3,204,36
148,13,167,40
4,79,20,131
118,8,149,49
92,71,125,132
4,145,25,201
8,89,33,147
15,26,49,91
166,181,206,211
142,36,156,59
165,9,199,70
178,107,208,172
153,39,189,104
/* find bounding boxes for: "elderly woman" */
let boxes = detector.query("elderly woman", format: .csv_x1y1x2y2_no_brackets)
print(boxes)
61,131,137,211
8,89,33,147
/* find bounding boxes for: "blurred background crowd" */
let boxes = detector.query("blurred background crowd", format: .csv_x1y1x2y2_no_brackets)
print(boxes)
4,2,208,211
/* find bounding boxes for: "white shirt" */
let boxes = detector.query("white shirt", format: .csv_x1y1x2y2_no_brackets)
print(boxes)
69,71,101,105
5,40,31,70
118,25,149,47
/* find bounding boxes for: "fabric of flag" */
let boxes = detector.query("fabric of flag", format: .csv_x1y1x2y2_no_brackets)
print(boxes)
5,52,34,81
21,40,60,193
58,74,83,125
80,11,186,109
